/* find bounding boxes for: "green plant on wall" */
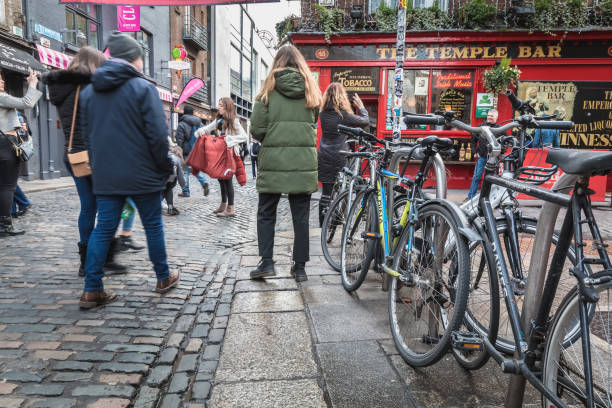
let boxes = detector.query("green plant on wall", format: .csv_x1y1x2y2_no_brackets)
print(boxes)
528,0,556,32
557,0,588,29
601,0,612,26
275,16,293,47
314,4,344,43
375,0,397,32
457,0,497,30
483,58,521,95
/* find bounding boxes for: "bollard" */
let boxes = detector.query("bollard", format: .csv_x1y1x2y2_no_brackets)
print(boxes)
505,173,577,407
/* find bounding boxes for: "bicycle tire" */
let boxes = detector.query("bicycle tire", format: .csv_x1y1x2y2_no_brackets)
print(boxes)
321,189,351,272
451,233,500,370
541,271,612,408
469,217,587,355
341,191,376,292
388,202,471,367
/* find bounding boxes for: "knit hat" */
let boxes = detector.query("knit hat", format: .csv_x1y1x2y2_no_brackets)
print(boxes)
183,106,194,115
107,31,143,62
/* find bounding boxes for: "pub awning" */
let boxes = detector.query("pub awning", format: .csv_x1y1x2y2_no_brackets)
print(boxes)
0,42,46,75
36,45,73,70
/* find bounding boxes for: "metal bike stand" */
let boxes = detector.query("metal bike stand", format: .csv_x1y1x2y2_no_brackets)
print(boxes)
382,149,447,291
505,173,577,407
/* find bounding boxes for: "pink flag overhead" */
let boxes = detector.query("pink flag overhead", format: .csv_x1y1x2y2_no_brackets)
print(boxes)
61,0,279,5
176,78,205,108
118,6,140,32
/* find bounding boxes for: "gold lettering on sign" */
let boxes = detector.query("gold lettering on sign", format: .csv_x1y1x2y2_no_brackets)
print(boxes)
483,47,496,58
440,47,452,59
371,44,565,60
453,47,469,59
532,46,546,58
548,45,561,58
495,47,508,58
518,46,532,58
469,46,483,58
406,47,418,59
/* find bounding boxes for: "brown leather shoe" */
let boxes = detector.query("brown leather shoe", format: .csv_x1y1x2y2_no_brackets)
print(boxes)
79,290,118,309
213,203,227,214
156,270,180,294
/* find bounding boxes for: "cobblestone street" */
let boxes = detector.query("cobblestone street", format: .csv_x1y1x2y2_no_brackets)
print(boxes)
1,176,611,407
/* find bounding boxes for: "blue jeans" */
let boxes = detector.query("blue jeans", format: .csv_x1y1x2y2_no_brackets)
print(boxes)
467,157,486,199
11,185,30,215
251,157,258,178
182,166,207,195
84,192,170,292
122,197,137,232
66,163,97,244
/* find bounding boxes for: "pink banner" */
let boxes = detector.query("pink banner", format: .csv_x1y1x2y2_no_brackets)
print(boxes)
62,0,279,5
176,78,205,107
118,6,140,32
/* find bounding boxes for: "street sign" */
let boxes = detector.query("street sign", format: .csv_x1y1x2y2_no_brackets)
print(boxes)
167,60,191,70
34,23,62,42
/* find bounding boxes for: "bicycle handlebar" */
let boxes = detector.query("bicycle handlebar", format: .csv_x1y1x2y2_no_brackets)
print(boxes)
530,120,574,130
403,113,446,126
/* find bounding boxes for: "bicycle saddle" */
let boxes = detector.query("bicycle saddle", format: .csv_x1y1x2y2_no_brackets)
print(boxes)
419,135,453,149
545,148,612,176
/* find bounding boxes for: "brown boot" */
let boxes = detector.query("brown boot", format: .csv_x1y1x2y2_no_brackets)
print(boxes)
213,203,227,214
79,290,118,309
156,270,180,294
217,205,235,217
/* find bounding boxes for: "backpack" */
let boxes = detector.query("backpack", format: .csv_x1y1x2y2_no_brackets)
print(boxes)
251,142,261,157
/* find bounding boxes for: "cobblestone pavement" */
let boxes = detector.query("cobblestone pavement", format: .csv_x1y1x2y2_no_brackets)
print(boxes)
2,176,611,407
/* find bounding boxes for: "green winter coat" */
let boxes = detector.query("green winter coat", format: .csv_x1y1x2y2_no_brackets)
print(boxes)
250,68,319,194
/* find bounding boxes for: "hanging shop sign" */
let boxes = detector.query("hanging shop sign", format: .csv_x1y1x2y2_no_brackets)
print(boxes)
167,60,191,70
330,67,379,94
176,77,205,107
60,0,279,5
476,93,495,118
517,81,612,149
118,6,140,32
300,40,612,61
0,43,45,74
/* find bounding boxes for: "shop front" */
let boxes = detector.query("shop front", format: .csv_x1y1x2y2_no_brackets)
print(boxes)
292,30,612,190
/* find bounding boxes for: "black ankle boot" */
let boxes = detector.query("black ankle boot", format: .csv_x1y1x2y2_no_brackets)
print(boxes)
78,242,87,277
291,262,307,282
250,258,276,279
104,238,127,275
0,216,25,237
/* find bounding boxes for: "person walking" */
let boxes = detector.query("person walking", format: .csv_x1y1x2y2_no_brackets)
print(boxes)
249,140,261,178
77,31,179,309
318,83,369,226
176,105,209,197
43,46,126,276
11,113,32,217
196,97,248,217
0,69,41,237
116,198,145,251
164,139,187,216
467,108,502,200
248,45,322,282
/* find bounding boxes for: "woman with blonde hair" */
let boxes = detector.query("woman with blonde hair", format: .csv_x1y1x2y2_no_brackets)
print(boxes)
249,44,322,282
196,97,248,217
317,82,369,226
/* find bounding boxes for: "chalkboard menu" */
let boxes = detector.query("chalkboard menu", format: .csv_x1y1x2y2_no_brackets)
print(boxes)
439,89,469,120
331,67,380,94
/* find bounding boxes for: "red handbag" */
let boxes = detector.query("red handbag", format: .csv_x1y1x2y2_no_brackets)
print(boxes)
186,135,236,180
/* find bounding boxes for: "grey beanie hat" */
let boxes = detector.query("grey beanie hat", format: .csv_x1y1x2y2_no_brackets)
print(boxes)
107,31,143,62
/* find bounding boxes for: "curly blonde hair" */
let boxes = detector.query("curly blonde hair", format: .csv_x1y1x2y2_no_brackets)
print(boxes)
321,82,352,117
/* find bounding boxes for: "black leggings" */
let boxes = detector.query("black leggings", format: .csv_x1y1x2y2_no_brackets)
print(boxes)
163,182,176,207
318,182,335,227
218,179,234,206
0,152,20,218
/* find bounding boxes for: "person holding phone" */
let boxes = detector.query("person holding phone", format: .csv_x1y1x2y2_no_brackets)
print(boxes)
317,83,369,226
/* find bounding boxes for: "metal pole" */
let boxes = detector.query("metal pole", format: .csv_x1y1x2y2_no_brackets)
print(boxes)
505,173,577,407
391,0,407,141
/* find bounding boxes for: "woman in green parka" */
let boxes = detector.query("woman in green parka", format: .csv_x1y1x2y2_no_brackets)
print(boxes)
249,45,322,282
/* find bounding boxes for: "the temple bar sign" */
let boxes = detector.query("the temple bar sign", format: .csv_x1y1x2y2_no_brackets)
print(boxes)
331,67,379,94
304,41,611,61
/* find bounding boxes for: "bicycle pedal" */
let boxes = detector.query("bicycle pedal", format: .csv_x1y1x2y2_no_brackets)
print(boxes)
451,331,484,352
422,334,442,345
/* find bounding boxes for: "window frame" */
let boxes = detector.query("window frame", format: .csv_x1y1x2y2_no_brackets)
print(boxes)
65,5,101,49
131,29,154,79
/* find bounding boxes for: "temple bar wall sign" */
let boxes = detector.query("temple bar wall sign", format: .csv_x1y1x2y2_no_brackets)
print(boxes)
300,41,612,61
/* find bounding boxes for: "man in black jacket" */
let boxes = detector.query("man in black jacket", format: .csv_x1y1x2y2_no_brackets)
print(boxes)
175,105,209,197
78,31,179,309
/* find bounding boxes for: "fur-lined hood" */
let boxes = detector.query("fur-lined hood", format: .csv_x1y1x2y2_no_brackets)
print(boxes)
41,70,92,107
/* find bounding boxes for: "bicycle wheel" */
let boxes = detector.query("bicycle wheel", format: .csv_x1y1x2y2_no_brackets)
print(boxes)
388,202,470,367
473,218,588,355
541,271,612,408
340,190,375,292
452,235,499,370
321,189,352,272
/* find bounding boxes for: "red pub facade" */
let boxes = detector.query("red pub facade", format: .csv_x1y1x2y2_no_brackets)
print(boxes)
291,30,612,190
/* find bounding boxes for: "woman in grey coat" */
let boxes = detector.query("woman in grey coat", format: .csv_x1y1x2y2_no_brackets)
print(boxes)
0,69,42,236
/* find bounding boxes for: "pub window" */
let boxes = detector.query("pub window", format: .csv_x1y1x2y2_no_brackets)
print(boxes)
369,0,397,12
65,5,101,49
430,69,474,125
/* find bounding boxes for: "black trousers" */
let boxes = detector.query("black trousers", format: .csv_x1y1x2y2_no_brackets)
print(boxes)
218,179,234,205
319,182,335,227
0,144,20,218
257,193,311,264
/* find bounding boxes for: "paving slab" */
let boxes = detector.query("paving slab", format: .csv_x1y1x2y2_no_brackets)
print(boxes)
215,312,317,382
234,277,298,293
316,340,415,408
209,379,325,408
231,291,304,313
